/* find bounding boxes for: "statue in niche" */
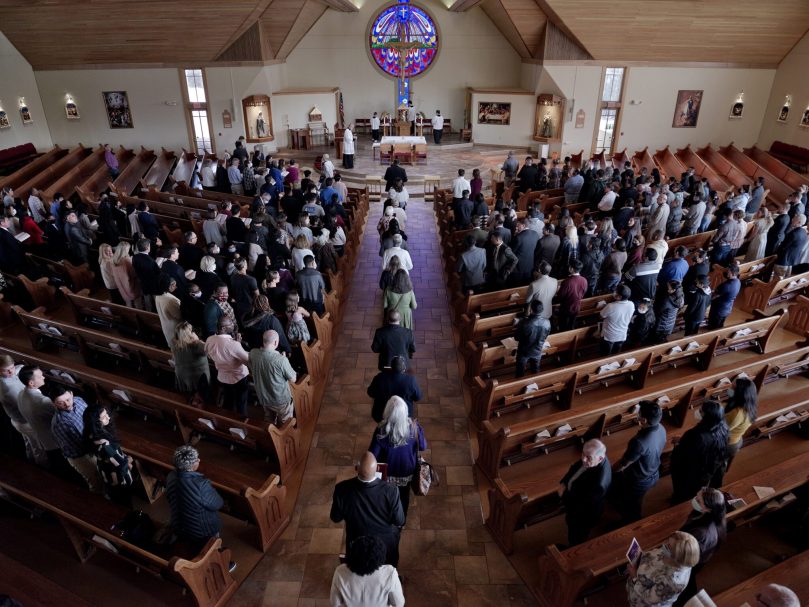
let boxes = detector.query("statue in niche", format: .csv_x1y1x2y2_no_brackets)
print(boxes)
541,111,553,138
256,112,267,138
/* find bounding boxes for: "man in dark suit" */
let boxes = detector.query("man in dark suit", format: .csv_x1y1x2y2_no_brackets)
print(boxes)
454,191,474,229
0,215,25,273
510,218,540,284
775,213,807,277
178,231,205,271
226,203,248,243
132,238,161,311
383,159,408,192
137,201,160,241
371,310,416,370
331,451,405,566
516,156,538,193
558,439,612,546
485,231,518,289
366,356,423,422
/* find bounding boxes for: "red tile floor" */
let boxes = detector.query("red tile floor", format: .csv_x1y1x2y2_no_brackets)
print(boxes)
230,188,534,606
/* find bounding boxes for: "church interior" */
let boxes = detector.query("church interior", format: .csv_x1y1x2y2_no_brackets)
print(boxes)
1,0,809,606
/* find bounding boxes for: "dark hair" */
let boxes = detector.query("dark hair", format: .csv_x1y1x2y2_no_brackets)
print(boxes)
303,254,315,266
391,356,406,373
725,378,758,422
158,273,174,294
136,238,151,253
391,269,413,294
616,285,632,301
638,400,662,425
50,384,72,400
529,299,543,315
464,234,477,249
82,405,117,449
645,248,658,261
699,399,725,427
345,536,387,576
570,259,583,273
18,365,38,386
699,487,728,542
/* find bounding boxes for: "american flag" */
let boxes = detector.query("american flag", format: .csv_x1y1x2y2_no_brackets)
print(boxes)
338,91,345,128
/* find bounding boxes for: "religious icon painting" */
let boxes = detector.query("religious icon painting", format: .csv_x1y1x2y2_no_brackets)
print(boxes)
103,91,134,129
0,110,10,129
777,104,790,123
19,105,33,124
800,109,809,128
729,101,743,119
65,101,80,120
477,102,511,125
672,90,702,128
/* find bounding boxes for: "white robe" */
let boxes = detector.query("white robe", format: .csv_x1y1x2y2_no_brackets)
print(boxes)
343,129,355,155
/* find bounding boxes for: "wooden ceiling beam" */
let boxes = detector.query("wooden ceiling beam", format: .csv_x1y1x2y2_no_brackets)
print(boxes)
447,0,486,12
213,0,277,61
316,0,358,12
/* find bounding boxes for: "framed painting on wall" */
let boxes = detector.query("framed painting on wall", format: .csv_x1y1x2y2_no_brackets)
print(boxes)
65,101,79,120
778,104,791,123
672,90,703,128
19,105,32,124
0,110,9,129
103,91,134,129
800,108,809,128
477,102,511,125
729,101,743,119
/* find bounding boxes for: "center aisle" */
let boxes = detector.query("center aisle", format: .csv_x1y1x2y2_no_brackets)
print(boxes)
233,193,533,606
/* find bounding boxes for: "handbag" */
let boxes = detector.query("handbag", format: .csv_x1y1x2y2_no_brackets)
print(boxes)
411,456,439,496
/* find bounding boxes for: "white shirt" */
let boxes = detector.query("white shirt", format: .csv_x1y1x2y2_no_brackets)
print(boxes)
201,165,216,187
343,129,355,155
407,107,416,122
382,246,413,273
27,195,46,223
432,115,444,130
598,190,618,212
452,177,471,198
388,187,409,208
330,564,404,607
322,159,335,179
600,300,635,343
371,116,380,130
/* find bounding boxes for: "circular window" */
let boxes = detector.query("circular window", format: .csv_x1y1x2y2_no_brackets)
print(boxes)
368,2,439,79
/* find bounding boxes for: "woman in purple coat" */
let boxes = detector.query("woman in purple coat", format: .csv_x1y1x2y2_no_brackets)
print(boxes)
369,396,427,519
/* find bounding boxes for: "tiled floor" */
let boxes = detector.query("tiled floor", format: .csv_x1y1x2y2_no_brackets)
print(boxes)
230,186,533,605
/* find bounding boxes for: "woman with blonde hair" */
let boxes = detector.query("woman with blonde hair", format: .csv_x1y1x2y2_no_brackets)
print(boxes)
171,321,211,406
291,233,314,271
110,241,142,308
383,269,417,330
368,395,427,518
97,243,121,304
744,207,774,262
626,531,700,607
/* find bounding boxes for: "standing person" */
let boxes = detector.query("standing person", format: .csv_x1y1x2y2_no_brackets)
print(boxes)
330,451,405,566
456,234,486,293
104,144,119,178
708,264,740,329
205,318,250,418
431,110,444,145
557,439,612,546
774,213,807,277
166,445,234,571
111,241,142,308
64,211,93,263
526,261,557,320
407,101,416,135
722,377,757,475
155,276,183,347
171,322,211,406
0,356,43,463
342,123,355,169
501,151,519,188
383,158,408,192
330,535,405,607
652,280,685,344
17,366,62,470
670,399,728,503
510,218,540,284
556,260,588,331
625,531,700,607
599,285,635,355
227,158,244,195
383,269,417,331
611,400,667,523
368,395,427,519
370,112,381,142
517,157,538,194
564,169,584,203
674,489,727,607
132,238,160,311
249,330,297,425
82,405,134,506
50,386,102,493
485,231,518,289
683,275,711,336
628,298,656,347
295,255,326,315
371,310,416,370
451,169,471,209
744,207,774,262
514,299,551,377
367,356,422,423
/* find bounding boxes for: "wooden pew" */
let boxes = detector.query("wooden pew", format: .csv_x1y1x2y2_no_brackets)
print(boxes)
43,145,105,200
707,255,775,291
59,286,165,346
712,550,809,607
0,145,67,190
743,145,809,192
531,449,809,607
168,149,198,187
470,313,782,424
172,181,255,207
696,144,753,195
0,454,238,607
610,149,628,170
675,144,732,194
737,269,809,312
591,150,607,171
25,254,97,293
569,150,584,171
653,146,688,183
141,147,177,191
0,552,93,607
632,147,662,179
77,145,135,200
719,143,792,204
16,145,92,198
1,271,57,311
112,146,156,196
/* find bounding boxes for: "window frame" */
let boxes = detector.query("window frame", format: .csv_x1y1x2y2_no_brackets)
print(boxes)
591,66,628,157
179,68,215,155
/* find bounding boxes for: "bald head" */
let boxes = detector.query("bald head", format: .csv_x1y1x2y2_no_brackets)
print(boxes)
263,329,279,349
358,451,378,481
757,584,800,607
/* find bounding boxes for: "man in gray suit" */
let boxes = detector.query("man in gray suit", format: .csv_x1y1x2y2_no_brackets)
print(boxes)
456,234,486,293
17,365,62,470
535,224,561,268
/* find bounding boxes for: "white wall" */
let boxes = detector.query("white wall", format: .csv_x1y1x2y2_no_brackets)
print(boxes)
470,92,534,146
0,32,52,150
284,0,522,129
757,30,809,150
540,63,775,158
271,91,338,148
35,68,187,151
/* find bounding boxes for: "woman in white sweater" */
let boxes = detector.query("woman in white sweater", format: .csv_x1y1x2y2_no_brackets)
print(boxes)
330,536,405,607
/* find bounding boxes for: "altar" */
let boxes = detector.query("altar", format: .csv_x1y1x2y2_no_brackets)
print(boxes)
381,136,427,145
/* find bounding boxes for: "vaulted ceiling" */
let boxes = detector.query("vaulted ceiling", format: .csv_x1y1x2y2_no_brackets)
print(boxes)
1,0,808,69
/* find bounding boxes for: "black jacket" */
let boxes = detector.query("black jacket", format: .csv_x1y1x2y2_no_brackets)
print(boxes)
454,198,474,229
560,458,612,522
517,164,538,192
226,214,247,243
330,477,405,563
383,165,408,191
766,213,790,256
138,211,160,241
684,287,711,325
628,308,656,345
680,512,724,566
132,252,160,296
670,420,728,503
776,226,807,266
515,314,551,359
367,369,423,423
0,227,24,272
511,229,540,282
371,324,416,370
242,311,291,353
179,243,205,272
166,470,224,541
